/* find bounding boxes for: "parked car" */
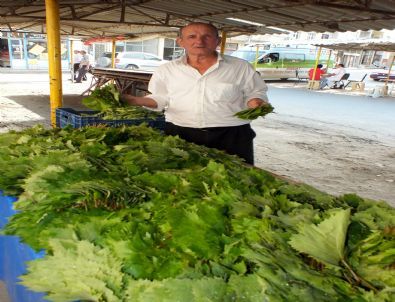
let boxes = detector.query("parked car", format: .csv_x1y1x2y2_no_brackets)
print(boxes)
95,51,167,70
369,72,395,81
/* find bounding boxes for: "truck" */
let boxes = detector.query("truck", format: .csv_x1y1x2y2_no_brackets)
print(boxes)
230,44,334,80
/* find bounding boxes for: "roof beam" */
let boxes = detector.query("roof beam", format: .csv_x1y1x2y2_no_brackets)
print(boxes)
120,0,126,22
314,1,395,16
126,5,166,25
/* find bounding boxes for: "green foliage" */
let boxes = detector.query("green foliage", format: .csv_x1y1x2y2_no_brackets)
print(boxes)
0,125,394,302
289,208,351,266
20,239,124,302
82,83,121,111
234,103,274,120
82,83,162,120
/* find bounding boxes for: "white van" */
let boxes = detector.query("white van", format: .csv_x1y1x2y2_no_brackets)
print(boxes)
231,44,333,80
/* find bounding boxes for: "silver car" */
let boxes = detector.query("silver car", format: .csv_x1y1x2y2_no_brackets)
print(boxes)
95,51,167,70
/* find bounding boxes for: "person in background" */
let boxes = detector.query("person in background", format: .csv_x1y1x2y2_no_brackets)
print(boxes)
308,64,325,81
319,63,346,89
72,50,81,81
75,50,90,83
121,22,270,165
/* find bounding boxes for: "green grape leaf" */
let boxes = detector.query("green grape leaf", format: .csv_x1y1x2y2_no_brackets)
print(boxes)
289,208,351,266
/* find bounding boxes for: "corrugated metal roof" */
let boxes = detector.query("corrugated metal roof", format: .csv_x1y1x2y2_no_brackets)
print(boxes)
315,41,395,52
0,0,395,38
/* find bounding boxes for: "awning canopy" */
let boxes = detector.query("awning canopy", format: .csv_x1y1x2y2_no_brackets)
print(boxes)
315,41,395,52
1,0,395,38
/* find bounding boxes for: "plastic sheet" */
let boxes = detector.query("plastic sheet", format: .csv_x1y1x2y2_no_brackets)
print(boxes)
0,191,47,302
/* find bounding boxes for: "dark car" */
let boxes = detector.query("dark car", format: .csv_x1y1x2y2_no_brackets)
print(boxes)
369,72,395,81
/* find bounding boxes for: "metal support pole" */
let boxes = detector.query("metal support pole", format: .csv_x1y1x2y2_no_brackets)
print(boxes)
45,0,62,127
23,33,29,69
111,38,116,68
311,46,322,82
70,39,74,83
220,30,227,55
7,32,13,68
254,45,260,70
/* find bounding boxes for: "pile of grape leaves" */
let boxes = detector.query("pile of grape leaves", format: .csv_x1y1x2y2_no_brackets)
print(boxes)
82,84,162,120
0,125,393,302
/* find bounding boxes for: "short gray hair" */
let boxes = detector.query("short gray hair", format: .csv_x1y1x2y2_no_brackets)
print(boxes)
179,22,219,38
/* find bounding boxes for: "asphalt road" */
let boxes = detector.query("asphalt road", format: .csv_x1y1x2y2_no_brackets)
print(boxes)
266,83,395,146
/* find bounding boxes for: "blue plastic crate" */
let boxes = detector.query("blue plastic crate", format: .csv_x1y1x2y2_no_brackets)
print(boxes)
0,191,47,302
56,108,165,130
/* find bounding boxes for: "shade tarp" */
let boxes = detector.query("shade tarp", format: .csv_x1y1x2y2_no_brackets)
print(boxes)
1,0,395,37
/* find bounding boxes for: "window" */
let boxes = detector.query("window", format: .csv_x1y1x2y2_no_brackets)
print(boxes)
307,33,316,40
269,53,279,62
11,39,24,59
163,38,183,60
126,42,142,52
359,31,371,39
125,39,159,55
259,52,279,63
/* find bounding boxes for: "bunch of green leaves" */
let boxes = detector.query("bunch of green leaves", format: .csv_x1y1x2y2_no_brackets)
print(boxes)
82,83,162,120
0,125,394,302
234,103,274,120
82,83,122,111
100,106,162,120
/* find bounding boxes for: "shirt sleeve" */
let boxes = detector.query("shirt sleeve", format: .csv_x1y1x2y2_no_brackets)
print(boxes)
147,70,170,111
242,64,269,105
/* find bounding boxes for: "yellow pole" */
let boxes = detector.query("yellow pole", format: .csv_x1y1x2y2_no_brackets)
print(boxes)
111,38,116,68
45,0,62,127
220,30,227,54
311,46,322,84
254,45,260,70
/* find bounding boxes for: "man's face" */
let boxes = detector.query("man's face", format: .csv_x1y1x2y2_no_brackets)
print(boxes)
177,24,220,56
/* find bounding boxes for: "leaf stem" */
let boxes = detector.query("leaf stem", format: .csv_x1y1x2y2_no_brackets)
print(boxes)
341,259,378,293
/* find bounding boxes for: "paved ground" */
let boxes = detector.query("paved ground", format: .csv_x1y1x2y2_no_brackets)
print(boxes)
253,82,395,206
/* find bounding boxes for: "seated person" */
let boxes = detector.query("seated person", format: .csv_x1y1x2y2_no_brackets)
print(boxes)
308,64,325,81
319,63,346,89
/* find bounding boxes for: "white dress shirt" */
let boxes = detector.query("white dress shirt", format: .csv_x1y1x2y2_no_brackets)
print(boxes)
73,53,82,64
329,67,346,81
147,54,268,128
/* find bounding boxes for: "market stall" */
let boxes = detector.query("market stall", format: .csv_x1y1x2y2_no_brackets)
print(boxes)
82,67,153,96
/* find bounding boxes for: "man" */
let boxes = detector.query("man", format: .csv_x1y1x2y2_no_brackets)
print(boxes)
319,63,346,89
122,22,269,164
72,50,82,81
308,64,325,81
75,50,90,83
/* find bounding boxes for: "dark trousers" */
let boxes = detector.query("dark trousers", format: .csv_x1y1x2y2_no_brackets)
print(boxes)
165,122,256,165
73,63,80,78
75,66,88,83
73,63,87,81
